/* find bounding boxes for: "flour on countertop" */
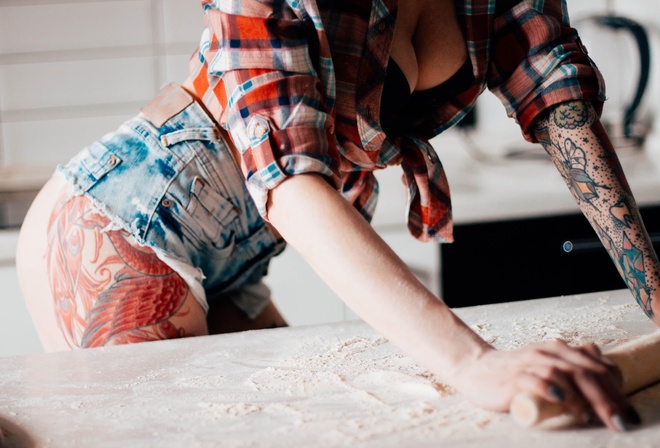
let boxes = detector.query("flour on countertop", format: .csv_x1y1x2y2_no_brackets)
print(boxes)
3,292,659,448
467,300,641,351
197,295,651,446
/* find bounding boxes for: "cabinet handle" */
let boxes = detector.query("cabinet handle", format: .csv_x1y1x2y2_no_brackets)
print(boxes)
562,233,660,254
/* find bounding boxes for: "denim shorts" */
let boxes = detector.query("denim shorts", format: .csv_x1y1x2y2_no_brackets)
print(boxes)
57,83,286,318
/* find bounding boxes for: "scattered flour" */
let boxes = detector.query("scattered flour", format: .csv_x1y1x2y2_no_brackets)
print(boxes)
4,292,659,448
185,294,653,446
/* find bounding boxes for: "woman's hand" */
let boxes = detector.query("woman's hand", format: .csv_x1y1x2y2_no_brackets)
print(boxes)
266,174,641,432
448,339,640,431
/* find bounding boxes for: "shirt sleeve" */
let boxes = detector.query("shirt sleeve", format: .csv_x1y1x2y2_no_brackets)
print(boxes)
194,2,341,218
486,0,606,142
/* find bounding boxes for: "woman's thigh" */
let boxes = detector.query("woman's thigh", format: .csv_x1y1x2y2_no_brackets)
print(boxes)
17,175,208,350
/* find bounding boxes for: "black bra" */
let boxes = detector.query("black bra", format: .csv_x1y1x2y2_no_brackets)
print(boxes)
380,57,474,136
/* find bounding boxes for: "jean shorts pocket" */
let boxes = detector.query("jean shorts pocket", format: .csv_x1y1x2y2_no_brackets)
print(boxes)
75,141,122,191
189,176,238,228
185,176,241,257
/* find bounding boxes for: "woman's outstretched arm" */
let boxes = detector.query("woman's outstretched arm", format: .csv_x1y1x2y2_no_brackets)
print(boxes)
534,100,660,326
266,172,634,430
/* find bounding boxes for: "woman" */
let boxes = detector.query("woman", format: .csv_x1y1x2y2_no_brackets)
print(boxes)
16,0,659,431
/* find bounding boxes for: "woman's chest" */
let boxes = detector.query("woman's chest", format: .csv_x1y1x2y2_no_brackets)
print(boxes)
391,0,469,92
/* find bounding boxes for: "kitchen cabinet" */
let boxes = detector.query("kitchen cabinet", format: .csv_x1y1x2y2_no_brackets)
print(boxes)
0,230,42,357
267,225,439,325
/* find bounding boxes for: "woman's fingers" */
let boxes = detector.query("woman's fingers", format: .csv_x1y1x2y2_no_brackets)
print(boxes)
522,340,640,431
548,341,635,430
569,367,636,431
536,340,609,375
579,342,624,387
521,362,589,423
456,339,640,431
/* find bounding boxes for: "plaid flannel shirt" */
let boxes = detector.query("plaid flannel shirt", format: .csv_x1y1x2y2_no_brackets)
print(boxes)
189,0,605,243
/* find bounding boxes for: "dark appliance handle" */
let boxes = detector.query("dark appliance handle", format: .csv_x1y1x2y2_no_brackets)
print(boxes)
561,233,660,254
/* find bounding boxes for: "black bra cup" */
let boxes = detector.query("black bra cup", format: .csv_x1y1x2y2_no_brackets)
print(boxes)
380,58,412,132
380,57,474,136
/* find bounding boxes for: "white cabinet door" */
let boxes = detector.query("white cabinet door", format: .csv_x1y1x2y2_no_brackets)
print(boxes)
265,247,345,326
267,227,440,326
0,264,43,357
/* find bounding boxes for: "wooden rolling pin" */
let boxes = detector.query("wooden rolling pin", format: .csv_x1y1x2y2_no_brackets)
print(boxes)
510,330,660,427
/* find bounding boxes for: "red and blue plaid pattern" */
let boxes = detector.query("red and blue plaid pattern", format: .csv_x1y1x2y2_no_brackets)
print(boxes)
189,0,604,243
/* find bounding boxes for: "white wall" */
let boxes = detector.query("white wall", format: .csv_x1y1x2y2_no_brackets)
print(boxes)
2,0,659,170
0,0,202,171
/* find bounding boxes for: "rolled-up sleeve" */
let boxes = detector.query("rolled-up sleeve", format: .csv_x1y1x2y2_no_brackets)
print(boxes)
487,0,606,142
195,2,341,217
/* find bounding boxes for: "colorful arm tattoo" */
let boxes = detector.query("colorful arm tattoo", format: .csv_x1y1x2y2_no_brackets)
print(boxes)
534,101,660,320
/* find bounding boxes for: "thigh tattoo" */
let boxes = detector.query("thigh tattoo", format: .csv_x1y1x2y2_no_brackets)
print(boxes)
46,194,192,348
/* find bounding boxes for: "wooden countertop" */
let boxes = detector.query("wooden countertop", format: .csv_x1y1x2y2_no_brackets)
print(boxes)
1,289,658,447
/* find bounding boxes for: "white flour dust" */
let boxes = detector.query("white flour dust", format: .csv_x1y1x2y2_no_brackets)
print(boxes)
189,295,652,446
193,334,498,446
465,298,642,351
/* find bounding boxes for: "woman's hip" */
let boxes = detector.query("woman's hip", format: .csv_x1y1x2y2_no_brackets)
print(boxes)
23,84,286,320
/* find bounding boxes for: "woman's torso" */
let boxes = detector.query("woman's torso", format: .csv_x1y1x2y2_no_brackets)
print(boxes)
183,0,469,160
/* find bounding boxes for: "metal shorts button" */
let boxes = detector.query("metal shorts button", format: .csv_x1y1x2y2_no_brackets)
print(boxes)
161,198,173,208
